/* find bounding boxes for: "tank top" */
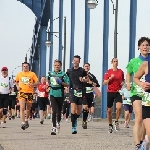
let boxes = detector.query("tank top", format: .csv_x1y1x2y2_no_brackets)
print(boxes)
142,61,150,106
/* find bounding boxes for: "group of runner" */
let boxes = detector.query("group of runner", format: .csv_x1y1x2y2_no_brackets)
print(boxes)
103,37,150,150
0,36,150,149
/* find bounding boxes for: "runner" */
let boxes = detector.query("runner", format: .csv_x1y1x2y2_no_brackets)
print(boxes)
66,55,89,134
88,91,96,122
62,87,70,122
46,97,51,120
16,91,20,118
0,67,14,128
37,76,50,124
126,37,150,149
15,62,38,130
82,62,100,128
120,83,133,128
8,79,17,120
47,60,69,135
103,58,124,133
29,92,38,120
134,60,150,149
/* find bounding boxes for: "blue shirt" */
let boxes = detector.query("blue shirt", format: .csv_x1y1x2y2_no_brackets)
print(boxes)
120,87,131,105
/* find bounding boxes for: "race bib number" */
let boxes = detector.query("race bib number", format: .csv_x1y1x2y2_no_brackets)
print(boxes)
126,98,132,105
86,87,93,93
21,77,30,84
142,92,150,106
74,89,82,97
135,75,145,97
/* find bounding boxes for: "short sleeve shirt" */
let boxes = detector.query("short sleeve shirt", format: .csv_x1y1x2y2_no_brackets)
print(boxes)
15,71,38,93
126,57,143,97
67,67,87,89
103,69,124,92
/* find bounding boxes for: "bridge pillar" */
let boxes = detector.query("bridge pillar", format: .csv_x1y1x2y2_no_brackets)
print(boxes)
69,0,75,68
40,26,47,77
49,0,54,71
101,0,109,118
84,0,90,64
58,0,64,62
129,0,137,61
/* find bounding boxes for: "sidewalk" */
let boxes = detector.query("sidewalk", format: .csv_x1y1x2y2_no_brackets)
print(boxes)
0,118,134,150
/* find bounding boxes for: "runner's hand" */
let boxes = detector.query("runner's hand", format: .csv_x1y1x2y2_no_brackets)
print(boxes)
79,77,85,82
28,83,34,87
110,74,114,79
140,82,150,91
17,86,21,91
88,79,93,84
126,83,131,91
43,85,47,89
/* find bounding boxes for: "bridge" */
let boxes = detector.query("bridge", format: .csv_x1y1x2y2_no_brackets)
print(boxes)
15,0,137,119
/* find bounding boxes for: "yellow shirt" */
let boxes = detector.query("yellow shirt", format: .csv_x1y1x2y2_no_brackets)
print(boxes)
15,71,38,93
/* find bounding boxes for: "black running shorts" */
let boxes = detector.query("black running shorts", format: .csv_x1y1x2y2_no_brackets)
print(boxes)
142,106,150,120
107,92,122,108
130,95,142,104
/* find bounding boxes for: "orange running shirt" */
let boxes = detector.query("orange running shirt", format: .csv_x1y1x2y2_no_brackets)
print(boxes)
15,71,38,93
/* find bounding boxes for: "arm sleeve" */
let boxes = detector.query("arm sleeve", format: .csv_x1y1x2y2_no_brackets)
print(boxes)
63,74,69,84
92,74,100,87
33,73,38,82
103,70,109,80
15,74,19,82
47,72,50,80
83,70,87,77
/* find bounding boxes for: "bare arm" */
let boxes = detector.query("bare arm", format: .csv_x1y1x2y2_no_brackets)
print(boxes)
103,77,113,85
122,95,124,100
134,62,147,86
62,82,68,87
126,73,131,85
15,81,19,89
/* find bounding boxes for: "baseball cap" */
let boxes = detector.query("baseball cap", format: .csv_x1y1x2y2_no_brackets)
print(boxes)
1,67,8,71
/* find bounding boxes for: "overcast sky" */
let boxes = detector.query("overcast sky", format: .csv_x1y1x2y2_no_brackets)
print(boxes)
0,0,150,86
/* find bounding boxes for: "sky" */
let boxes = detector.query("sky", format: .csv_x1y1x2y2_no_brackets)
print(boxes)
0,0,150,86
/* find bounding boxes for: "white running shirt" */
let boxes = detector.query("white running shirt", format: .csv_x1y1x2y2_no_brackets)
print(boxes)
0,76,14,94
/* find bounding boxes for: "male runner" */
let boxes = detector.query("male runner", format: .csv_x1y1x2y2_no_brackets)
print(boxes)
66,55,88,134
62,87,70,122
8,79,17,120
103,58,124,133
15,62,38,130
126,37,150,149
0,67,14,128
134,60,150,149
82,63,100,129
120,83,133,128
